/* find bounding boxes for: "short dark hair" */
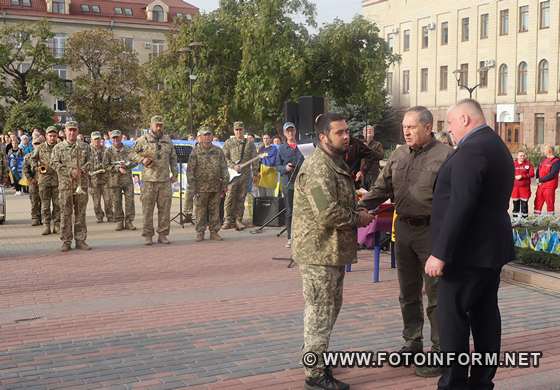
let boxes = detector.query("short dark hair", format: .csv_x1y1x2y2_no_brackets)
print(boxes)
315,112,346,137
405,106,433,126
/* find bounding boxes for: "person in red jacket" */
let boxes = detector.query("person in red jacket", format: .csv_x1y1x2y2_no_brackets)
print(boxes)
512,151,534,218
535,145,560,215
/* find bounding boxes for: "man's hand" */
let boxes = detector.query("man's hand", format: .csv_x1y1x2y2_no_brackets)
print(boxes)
70,168,80,179
425,255,445,277
142,157,153,167
355,171,363,182
286,163,294,172
357,209,375,227
515,175,522,180
253,174,260,185
234,164,241,173
119,167,127,175
170,176,178,184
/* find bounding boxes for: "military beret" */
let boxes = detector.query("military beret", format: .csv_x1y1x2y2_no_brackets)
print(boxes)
64,121,79,130
150,115,164,124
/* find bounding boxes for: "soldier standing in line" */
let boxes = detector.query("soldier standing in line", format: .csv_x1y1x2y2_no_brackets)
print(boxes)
292,113,374,390
50,121,92,252
32,126,61,236
222,121,259,231
183,136,200,224
130,116,177,245
24,135,43,226
105,130,137,231
361,124,385,190
187,127,229,242
89,131,114,223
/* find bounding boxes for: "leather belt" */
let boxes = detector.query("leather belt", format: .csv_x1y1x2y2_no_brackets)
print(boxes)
399,215,431,226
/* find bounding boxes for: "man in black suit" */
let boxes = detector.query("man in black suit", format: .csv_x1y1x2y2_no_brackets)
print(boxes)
425,99,515,390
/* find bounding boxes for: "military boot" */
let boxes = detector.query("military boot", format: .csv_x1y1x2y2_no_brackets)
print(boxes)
115,221,124,231
209,231,223,241
61,241,71,252
415,365,442,377
31,219,41,226
235,219,246,231
75,241,91,250
221,221,235,230
144,236,153,246
304,369,349,390
196,232,204,242
157,235,170,244
41,223,51,235
124,221,137,230
52,222,60,234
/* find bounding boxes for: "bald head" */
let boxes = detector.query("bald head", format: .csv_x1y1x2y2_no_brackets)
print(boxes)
446,99,486,144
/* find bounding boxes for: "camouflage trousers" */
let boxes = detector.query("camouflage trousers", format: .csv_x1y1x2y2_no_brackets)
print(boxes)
223,175,248,224
28,182,41,222
300,264,345,378
112,182,135,223
183,188,194,215
39,184,60,224
141,181,172,237
90,183,113,222
194,192,221,233
59,190,88,243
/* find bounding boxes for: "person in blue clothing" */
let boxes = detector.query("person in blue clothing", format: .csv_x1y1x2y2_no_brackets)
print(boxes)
8,140,25,195
275,122,305,248
19,135,34,156
256,133,279,197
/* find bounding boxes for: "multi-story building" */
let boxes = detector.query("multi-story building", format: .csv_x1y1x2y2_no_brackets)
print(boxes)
0,0,198,123
363,0,560,150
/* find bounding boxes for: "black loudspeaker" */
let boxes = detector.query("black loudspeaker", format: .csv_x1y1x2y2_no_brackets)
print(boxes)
297,96,324,144
253,196,285,227
283,101,299,125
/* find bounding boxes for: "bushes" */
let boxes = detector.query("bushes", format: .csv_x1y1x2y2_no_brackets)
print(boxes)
3,100,54,133
515,247,560,271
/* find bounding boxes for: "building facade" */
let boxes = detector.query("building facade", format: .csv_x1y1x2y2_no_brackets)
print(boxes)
363,0,560,150
1,0,198,124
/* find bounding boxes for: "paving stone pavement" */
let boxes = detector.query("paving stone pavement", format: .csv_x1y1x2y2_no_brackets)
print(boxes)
1,193,560,389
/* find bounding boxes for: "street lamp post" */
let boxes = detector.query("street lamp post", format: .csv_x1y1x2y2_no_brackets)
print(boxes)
452,65,495,99
178,42,203,136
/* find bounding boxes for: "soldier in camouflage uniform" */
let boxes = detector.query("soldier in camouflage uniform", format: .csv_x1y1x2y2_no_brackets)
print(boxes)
24,136,43,226
130,115,177,245
222,121,259,230
292,113,373,390
105,130,137,231
0,146,7,184
32,127,61,236
362,124,385,190
360,106,453,378
89,131,114,223
50,121,92,252
187,127,229,242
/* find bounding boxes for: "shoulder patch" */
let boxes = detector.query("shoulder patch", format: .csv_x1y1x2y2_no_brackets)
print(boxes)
310,186,329,211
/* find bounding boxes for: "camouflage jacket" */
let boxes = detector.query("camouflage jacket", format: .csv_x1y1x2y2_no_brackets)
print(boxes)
360,138,452,217
187,144,229,193
31,142,59,187
130,131,177,182
23,153,37,182
50,140,92,191
0,148,6,182
104,144,137,187
222,137,258,176
89,145,109,186
292,146,359,266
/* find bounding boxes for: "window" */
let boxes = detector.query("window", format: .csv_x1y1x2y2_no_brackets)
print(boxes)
535,114,545,145
422,26,429,48
461,17,469,41
12,0,32,6
421,68,428,92
403,70,410,94
80,4,89,12
540,1,550,29
114,7,122,15
22,0,31,6
52,33,66,58
124,8,132,16
152,5,164,22
10,0,19,5
152,40,164,57
517,62,528,95
122,37,133,51
555,113,560,144
91,5,100,13
440,66,448,91
538,59,549,93
387,34,395,52
437,121,444,131
403,30,410,51
54,99,66,112
459,63,468,88
479,61,488,88
441,22,448,45
480,14,489,39
386,72,393,93
519,6,529,32
498,64,508,95
17,63,30,73
52,0,65,13
500,9,509,35
53,64,67,80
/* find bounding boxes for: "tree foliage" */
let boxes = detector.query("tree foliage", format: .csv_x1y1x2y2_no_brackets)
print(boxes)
0,20,62,105
64,29,141,134
3,99,54,133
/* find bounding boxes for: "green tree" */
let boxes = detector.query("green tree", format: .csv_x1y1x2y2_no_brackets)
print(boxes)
64,29,142,133
3,99,54,133
0,20,62,105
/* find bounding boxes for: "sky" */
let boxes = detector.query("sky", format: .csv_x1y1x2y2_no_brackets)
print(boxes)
187,0,363,27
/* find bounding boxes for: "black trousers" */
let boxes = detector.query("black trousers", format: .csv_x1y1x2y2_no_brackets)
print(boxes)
512,200,528,217
437,266,502,390
284,187,294,239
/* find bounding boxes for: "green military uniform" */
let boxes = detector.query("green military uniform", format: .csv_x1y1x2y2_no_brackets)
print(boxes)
187,129,229,239
364,139,384,190
105,131,137,230
50,127,92,248
292,146,360,379
183,144,198,222
222,123,258,227
130,120,177,241
32,130,60,234
361,137,452,353
0,147,7,182
89,133,114,223
23,147,42,225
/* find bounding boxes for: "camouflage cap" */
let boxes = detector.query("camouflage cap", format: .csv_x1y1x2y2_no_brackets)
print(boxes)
197,126,212,136
90,131,102,140
233,121,244,130
32,136,42,145
150,115,164,124
46,126,58,134
110,129,122,138
64,121,79,130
